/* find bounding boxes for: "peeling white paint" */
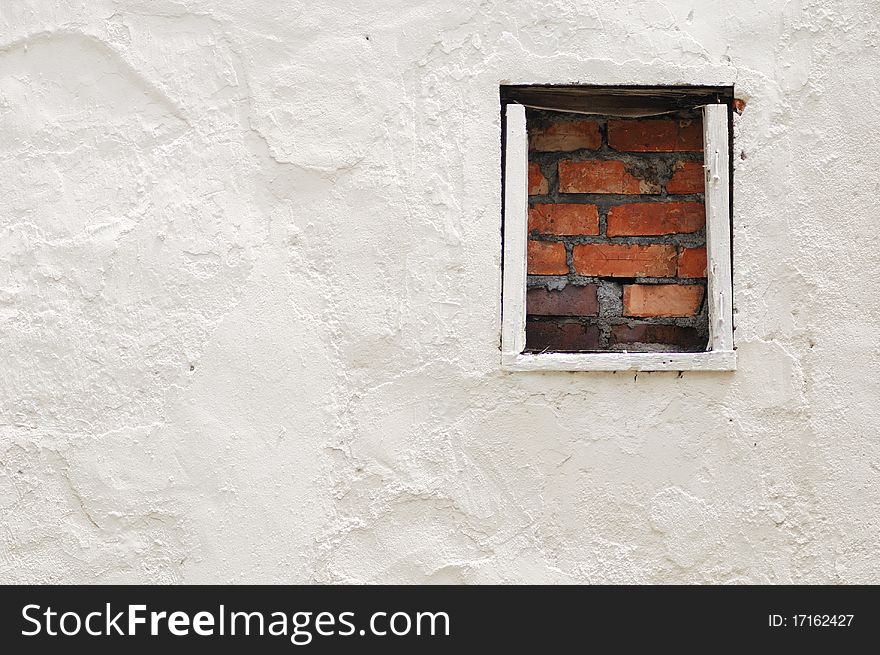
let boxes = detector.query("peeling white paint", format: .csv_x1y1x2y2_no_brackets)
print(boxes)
2,1,879,584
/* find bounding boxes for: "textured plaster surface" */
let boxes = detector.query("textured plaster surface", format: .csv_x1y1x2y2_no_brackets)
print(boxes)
1,1,878,584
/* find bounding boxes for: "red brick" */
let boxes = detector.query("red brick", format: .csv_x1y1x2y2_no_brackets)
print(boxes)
529,204,599,236
623,284,704,317
529,120,601,152
527,240,568,275
734,98,746,114
611,324,705,351
526,322,600,352
528,162,549,195
572,244,676,278
678,247,707,278
667,161,705,194
606,202,704,236
558,160,659,195
607,118,703,152
527,285,598,316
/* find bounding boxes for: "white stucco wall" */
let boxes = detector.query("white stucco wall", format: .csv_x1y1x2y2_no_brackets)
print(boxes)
1,0,877,584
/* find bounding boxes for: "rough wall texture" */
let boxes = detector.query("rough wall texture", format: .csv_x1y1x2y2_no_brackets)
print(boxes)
1,0,879,584
525,108,709,353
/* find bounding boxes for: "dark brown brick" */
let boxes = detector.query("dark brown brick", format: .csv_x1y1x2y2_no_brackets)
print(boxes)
526,322,600,352
611,324,705,351
527,285,599,317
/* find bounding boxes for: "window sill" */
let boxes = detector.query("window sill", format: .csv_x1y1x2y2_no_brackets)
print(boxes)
501,350,736,372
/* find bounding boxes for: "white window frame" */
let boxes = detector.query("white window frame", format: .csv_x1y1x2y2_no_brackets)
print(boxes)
501,102,735,372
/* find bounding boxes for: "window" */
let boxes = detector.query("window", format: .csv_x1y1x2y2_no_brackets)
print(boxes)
500,86,735,371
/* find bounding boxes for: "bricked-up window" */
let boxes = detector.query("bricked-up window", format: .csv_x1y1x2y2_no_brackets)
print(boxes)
527,109,707,352
501,86,735,372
